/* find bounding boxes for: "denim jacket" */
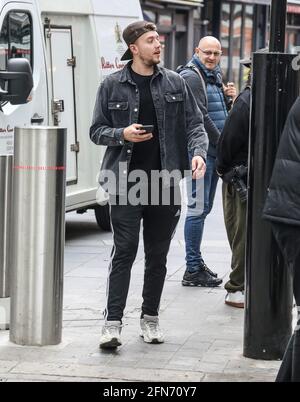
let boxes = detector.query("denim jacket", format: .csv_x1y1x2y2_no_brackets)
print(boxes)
90,62,208,194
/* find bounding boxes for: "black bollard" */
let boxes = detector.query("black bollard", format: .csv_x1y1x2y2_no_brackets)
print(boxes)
244,52,299,360
244,0,299,360
244,0,300,360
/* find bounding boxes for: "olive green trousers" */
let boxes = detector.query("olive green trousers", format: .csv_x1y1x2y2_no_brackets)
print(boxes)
222,182,246,293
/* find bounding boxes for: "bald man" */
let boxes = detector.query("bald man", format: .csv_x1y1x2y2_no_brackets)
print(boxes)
180,36,236,287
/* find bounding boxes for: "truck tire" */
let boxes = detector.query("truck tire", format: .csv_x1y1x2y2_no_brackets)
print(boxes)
94,204,111,231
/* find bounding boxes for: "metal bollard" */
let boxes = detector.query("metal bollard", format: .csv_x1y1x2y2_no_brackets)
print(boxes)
244,53,299,360
10,127,66,346
0,156,12,330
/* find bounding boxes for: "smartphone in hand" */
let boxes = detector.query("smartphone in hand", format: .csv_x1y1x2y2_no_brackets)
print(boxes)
139,125,154,133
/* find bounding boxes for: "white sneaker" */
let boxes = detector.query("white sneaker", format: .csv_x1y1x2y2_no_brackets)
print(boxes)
99,321,122,349
140,315,164,344
225,291,245,308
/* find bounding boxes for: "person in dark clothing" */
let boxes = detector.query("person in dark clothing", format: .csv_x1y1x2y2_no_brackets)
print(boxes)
179,36,236,288
216,60,251,308
263,96,300,382
90,21,208,349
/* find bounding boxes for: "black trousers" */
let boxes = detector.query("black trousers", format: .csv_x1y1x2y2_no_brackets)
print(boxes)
272,222,300,382
104,190,181,322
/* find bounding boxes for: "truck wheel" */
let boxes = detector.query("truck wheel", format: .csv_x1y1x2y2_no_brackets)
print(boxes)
94,204,111,231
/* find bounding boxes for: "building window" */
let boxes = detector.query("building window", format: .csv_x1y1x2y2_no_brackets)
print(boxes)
244,6,254,58
240,5,254,88
286,12,300,52
0,11,32,71
231,4,243,86
220,2,254,89
220,2,230,81
143,9,156,23
158,13,172,27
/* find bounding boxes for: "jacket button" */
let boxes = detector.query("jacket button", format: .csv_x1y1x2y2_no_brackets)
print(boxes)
134,108,138,112
123,170,127,174
127,149,131,154
117,104,120,108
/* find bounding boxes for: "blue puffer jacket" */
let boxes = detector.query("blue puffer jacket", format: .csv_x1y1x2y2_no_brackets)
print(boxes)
192,57,228,157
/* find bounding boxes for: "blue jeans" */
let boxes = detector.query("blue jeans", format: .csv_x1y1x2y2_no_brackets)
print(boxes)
184,155,219,272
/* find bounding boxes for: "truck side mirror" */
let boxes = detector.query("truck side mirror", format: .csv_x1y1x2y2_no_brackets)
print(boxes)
0,58,33,105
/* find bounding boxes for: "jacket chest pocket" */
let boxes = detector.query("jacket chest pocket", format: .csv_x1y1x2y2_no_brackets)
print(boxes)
164,92,184,115
108,101,129,127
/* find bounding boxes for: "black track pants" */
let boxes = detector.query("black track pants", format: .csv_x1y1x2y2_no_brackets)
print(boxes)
104,201,181,322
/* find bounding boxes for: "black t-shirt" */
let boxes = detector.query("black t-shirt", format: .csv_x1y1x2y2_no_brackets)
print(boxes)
129,67,161,175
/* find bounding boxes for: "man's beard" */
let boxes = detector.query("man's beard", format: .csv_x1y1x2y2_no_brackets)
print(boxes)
140,55,160,67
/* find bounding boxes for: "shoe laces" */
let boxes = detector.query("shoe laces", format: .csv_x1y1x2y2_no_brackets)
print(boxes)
104,323,122,336
145,320,160,336
202,263,215,276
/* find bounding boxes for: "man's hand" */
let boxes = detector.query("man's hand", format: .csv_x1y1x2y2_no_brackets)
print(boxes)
192,156,206,179
123,124,153,143
223,82,237,100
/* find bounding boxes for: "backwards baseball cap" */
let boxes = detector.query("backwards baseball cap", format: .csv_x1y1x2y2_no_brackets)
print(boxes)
121,20,157,61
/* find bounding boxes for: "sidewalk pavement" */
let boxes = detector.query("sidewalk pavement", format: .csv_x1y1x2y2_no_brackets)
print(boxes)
0,184,282,382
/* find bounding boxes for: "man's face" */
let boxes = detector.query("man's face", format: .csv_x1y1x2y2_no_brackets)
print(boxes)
130,31,161,66
196,40,222,70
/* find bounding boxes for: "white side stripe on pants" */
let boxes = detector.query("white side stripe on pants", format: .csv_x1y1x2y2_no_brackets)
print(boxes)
103,203,115,322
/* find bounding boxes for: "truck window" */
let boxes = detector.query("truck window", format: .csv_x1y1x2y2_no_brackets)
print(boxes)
0,11,32,71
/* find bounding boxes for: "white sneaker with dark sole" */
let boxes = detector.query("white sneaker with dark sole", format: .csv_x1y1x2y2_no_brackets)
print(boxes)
225,291,245,308
99,321,122,349
140,315,164,344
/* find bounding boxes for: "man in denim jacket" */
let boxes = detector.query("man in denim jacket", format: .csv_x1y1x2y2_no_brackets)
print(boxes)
90,21,208,349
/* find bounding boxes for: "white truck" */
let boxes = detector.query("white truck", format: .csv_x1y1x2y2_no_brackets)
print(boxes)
0,0,143,230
